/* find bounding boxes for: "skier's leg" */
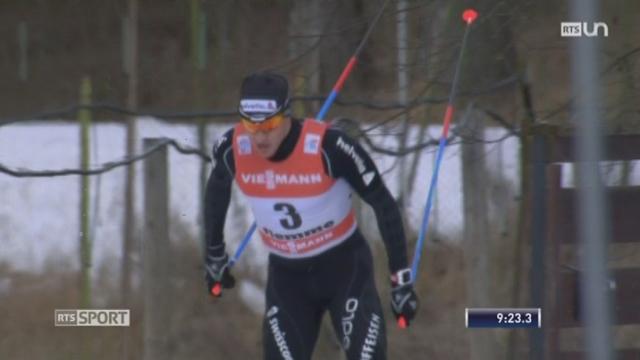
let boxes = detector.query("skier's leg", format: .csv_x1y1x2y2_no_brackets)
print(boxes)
263,263,323,360
328,244,387,360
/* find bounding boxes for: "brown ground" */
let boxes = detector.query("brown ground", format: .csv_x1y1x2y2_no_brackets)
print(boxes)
0,232,473,360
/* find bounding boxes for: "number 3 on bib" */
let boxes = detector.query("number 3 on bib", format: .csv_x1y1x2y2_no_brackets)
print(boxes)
274,203,302,229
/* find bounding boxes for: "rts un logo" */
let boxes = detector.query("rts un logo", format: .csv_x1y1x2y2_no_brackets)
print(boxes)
561,22,609,37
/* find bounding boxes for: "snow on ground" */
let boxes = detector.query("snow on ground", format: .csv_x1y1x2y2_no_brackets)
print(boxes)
239,280,266,315
0,117,528,274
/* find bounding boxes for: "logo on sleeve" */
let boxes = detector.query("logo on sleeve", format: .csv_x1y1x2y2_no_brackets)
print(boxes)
304,133,321,154
213,135,229,155
362,172,375,186
336,136,375,186
336,137,365,173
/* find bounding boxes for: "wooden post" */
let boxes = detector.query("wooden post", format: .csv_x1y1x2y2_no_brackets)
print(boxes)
143,138,170,360
78,76,93,309
191,0,208,250
121,4,138,358
122,0,138,310
78,76,93,359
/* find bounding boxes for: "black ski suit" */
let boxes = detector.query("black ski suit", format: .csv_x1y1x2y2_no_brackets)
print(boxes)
205,119,409,360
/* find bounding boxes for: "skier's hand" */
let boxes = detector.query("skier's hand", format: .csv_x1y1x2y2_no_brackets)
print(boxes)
390,268,419,328
205,252,235,297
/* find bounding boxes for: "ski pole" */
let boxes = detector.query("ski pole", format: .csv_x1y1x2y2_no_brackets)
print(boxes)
398,8,479,328
227,0,391,270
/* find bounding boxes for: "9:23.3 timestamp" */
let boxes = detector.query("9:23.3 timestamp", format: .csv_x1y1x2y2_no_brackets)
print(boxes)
466,308,542,328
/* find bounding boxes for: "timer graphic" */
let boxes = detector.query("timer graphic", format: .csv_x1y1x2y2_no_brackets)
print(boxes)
465,308,542,328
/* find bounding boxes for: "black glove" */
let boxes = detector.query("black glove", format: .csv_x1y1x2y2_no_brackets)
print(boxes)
390,268,419,327
205,252,235,297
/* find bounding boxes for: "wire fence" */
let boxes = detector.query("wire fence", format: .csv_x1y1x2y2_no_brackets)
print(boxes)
0,96,522,176
0,104,521,273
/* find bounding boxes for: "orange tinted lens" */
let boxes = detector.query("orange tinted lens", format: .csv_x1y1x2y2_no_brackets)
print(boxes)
242,114,284,133
241,119,260,133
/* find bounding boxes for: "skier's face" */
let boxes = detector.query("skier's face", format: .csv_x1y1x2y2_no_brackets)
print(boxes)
247,115,291,158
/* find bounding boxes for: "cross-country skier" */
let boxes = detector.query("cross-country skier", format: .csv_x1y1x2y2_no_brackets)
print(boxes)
204,71,418,360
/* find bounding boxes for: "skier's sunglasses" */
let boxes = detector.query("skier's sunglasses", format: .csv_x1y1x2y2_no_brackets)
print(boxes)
241,113,285,133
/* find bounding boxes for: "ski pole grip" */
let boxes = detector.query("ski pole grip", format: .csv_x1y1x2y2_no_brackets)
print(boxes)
397,316,407,329
211,282,222,297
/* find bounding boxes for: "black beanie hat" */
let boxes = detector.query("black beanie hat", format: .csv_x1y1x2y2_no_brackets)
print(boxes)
238,72,290,122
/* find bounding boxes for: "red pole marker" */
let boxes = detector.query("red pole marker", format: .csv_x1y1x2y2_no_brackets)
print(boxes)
211,283,222,297
462,8,478,25
397,316,407,329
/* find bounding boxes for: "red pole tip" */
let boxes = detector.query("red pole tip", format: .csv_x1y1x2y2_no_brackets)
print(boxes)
398,316,407,329
462,9,478,24
211,283,222,297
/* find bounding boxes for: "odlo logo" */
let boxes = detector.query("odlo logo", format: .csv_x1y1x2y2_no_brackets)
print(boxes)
341,298,359,350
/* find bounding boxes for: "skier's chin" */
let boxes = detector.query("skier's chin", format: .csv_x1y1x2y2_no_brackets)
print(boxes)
256,144,276,158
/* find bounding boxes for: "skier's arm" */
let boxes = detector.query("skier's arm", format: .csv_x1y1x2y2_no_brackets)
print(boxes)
322,129,408,273
204,129,235,258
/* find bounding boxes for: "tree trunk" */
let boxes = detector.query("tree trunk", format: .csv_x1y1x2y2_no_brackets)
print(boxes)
396,0,410,207
461,107,498,360
288,0,321,117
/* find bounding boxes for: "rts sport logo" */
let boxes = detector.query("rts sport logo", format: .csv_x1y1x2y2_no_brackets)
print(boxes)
55,309,130,327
